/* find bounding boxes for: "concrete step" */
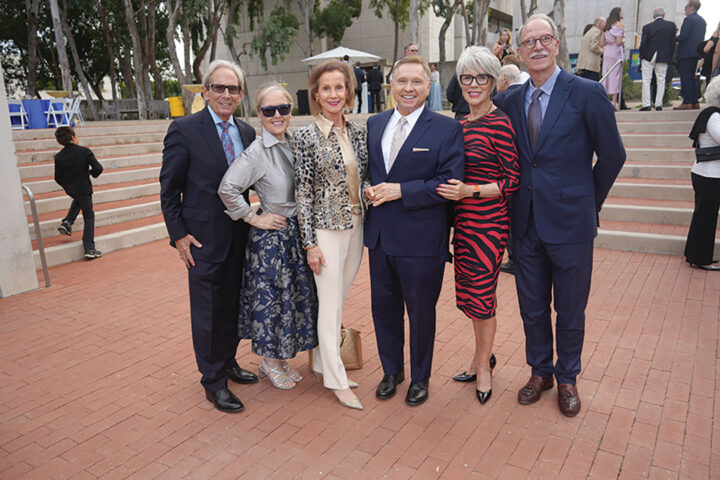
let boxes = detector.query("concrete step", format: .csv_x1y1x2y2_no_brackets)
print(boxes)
24,166,160,194
14,132,167,151
600,204,720,229
619,163,690,180
625,148,694,163
24,181,159,216
609,182,692,201
17,142,163,164
596,229,719,257
12,120,171,141
616,121,693,134
34,222,168,268
19,153,161,180
621,134,691,148
614,110,699,122
29,200,161,240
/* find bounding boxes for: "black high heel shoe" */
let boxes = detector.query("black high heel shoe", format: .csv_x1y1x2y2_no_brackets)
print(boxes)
476,371,492,405
452,353,497,382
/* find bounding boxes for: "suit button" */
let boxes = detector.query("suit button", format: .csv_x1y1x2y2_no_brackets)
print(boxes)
531,163,538,168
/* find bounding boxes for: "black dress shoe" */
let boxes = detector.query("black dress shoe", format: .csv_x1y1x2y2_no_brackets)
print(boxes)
655,106,663,111
405,381,429,406
227,365,259,384
691,263,720,271
205,388,244,413
452,354,497,382
376,372,404,399
639,106,651,111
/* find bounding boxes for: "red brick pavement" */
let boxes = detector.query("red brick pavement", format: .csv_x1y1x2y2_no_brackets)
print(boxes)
0,241,718,479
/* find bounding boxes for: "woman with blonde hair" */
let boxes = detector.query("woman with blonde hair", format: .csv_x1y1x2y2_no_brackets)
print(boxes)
492,29,515,60
293,60,370,410
219,82,317,390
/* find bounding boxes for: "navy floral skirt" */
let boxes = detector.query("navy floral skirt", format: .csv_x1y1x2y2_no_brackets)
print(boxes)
239,215,318,359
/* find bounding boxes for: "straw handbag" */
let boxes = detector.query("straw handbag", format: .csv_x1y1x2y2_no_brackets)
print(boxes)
308,327,363,370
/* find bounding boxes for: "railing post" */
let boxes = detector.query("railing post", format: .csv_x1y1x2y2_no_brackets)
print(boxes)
21,184,51,287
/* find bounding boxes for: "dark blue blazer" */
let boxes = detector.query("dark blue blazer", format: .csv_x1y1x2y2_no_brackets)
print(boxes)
676,12,706,60
364,106,465,257
639,17,677,63
160,106,256,263
493,70,626,244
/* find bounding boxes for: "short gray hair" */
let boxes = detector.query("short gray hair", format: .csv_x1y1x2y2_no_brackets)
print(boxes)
704,76,720,107
254,82,293,111
594,17,605,27
201,60,245,88
500,64,522,85
518,14,559,45
456,46,502,83
653,7,665,18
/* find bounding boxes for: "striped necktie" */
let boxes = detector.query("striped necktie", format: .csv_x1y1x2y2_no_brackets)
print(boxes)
387,117,408,172
220,121,235,165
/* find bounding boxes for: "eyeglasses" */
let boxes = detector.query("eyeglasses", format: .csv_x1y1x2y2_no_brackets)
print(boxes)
259,104,292,117
206,83,242,95
520,34,555,49
459,73,491,86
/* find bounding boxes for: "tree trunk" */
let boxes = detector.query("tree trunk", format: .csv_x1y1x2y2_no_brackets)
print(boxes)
122,0,149,119
520,0,527,24
166,0,193,112
182,19,192,82
409,0,418,46
471,0,478,44
119,53,135,98
298,0,313,56
476,0,490,46
439,0,462,99
98,0,118,101
26,0,41,97
392,0,400,64
460,0,471,47
146,1,164,99
552,0,570,71
60,0,99,119
48,0,73,91
192,0,225,83
222,2,250,121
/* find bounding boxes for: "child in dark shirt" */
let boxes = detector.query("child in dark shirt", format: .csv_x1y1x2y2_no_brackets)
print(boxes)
54,126,104,259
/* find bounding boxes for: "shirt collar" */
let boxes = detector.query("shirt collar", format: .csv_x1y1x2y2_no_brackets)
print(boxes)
528,65,561,99
208,105,236,127
261,127,287,147
315,113,347,139
392,104,425,128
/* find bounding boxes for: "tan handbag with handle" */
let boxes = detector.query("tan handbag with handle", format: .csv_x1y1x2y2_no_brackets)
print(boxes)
308,327,363,370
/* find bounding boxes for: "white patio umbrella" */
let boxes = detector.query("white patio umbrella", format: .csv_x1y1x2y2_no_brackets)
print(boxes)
302,46,382,65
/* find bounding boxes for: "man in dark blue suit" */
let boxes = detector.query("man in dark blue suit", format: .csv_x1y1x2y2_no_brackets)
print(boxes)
493,15,625,417
364,55,465,406
674,0,706,110
160,60,258,413
639,7,676,111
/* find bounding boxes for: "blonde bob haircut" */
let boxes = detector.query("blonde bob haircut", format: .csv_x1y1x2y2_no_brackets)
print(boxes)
254,81,293,111
308,60,356,116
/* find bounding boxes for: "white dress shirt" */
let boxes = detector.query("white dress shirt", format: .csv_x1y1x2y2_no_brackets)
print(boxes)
380,105,425,172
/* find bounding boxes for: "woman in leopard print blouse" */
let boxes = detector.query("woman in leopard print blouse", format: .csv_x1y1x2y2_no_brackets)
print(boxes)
292,59,369,410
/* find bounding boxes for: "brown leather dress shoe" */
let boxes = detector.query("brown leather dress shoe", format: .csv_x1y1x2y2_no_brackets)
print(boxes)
518,375,553,405
673,103,694,110
557,383,581,417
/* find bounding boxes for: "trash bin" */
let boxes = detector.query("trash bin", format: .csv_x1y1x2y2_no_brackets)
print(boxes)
168,96,185,117
296,89,309,115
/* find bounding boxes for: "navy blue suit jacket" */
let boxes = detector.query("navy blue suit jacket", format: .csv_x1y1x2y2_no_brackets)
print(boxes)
639,17,677,63
493,70,626,244
364,106,465,257
160,106,256,263
676,12,706,60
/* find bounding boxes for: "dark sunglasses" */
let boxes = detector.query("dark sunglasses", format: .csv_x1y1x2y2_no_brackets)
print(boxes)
206,83,242,95
520,34,555,49
459,73,491,86
259,104,292,117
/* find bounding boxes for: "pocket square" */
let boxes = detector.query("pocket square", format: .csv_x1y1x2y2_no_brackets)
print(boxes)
413,147,430,152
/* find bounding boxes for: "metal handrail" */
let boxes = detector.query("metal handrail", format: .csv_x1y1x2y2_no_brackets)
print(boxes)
599,59,624,106
21,184,50,287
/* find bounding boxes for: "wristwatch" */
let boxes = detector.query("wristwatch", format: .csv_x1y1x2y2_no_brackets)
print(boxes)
472,184,482,199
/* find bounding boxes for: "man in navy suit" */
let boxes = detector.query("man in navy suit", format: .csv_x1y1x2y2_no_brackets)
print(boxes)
674,0,706,110
493,15,625,417
160,60,258,413
364,55,464,406
639,7,676,111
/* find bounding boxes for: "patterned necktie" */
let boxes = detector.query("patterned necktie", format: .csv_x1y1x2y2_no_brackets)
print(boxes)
387,117,408,172
220,121,235,165
528,89,543,151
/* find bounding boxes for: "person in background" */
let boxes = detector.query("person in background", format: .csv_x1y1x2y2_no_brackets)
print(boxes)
367,62,384,113
447,73,470,120
685,76,720,271
54,126,104,260
497,64,524,93
218,82,318,390
700,21,720,84
674,0,706,110
427,63,443,111
436,46,520,405
577,17,605,82
293,60,369,410
492,29,515,61
354,62,366,113
602,7,626,111
501,54,530,83
639,7,676,111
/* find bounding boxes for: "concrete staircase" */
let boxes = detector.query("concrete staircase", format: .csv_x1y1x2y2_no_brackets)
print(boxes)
597,109,720,258
12,110,719,269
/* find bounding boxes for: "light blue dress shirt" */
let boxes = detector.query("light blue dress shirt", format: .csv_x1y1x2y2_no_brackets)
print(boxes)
524,66,562,121
208,106,245,156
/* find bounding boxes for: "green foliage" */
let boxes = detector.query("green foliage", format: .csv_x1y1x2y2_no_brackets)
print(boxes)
250,5,299,70
311,0,362,45
370,0,410,28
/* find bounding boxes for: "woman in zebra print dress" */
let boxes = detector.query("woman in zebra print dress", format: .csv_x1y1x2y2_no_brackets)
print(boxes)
437,46,520,404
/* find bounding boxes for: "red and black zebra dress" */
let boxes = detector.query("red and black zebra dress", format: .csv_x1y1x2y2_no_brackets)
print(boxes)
454,109,520,321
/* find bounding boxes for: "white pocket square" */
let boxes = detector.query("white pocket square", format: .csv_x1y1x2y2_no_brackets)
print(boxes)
412,147,430,152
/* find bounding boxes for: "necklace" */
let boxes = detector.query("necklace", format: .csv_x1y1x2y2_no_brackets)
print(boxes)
467,102,495,122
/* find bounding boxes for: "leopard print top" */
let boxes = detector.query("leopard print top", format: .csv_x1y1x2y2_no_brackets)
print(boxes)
292,119,369,248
